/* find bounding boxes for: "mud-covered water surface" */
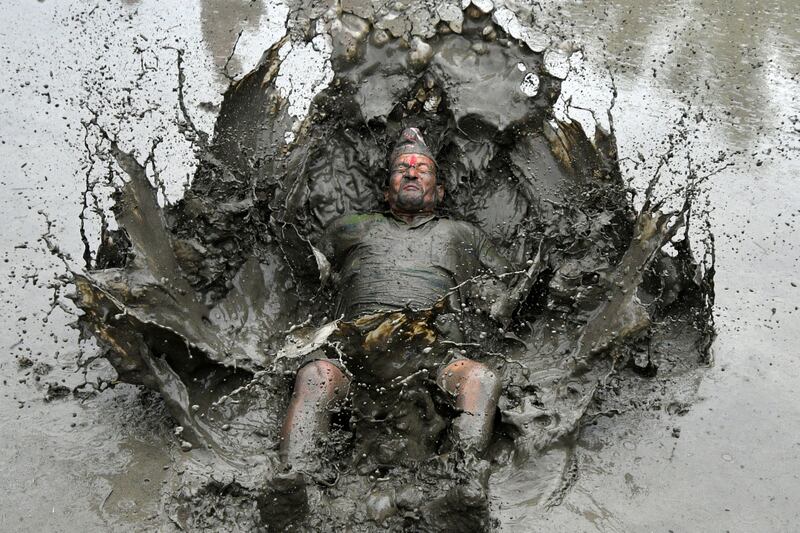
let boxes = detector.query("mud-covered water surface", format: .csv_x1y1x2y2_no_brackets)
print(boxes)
65,2,716,530
3,0,798,532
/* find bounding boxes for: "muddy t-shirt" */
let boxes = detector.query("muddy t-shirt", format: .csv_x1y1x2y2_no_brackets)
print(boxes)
318,212,512,319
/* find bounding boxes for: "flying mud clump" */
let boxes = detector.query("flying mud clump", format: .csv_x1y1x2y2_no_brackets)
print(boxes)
69,1,715,530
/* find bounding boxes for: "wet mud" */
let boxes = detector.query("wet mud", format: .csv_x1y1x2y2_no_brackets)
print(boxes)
68,2,714,530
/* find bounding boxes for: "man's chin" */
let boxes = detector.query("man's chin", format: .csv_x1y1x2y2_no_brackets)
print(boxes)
395,195,425,212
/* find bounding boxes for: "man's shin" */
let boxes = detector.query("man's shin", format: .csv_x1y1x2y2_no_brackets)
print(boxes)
452,409,496,454
278,360,349,469
279,397,332,468
439,360,502,454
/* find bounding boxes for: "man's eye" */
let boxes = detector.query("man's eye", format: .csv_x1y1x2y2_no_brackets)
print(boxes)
392,167,408,173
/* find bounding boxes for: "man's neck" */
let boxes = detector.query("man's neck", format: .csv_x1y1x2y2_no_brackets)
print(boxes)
390,209,436,226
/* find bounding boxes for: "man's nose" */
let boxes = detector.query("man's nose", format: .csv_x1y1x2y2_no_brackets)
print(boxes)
404,167,419,179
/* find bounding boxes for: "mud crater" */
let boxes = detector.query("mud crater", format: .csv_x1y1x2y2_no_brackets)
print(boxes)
66,2,714,530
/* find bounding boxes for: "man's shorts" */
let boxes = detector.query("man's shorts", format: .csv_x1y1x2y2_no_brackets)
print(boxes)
296,310,468,388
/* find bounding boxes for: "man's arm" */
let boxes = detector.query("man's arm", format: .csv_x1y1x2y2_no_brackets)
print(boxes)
313,212,372,285
310,219,340,286
271,219,338,287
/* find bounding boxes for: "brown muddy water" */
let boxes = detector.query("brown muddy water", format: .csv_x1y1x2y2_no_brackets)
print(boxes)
1,0,798,531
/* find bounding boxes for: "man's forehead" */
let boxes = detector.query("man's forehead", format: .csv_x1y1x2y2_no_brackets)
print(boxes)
393,153,435,166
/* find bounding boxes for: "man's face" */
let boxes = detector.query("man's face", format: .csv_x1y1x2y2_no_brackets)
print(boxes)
384,153,443,214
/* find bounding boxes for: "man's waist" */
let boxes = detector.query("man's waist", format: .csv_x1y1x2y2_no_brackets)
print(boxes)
338,297,442,321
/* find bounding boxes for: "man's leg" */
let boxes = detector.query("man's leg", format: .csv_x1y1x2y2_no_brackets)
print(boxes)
279,360,350,468
437,359,501,453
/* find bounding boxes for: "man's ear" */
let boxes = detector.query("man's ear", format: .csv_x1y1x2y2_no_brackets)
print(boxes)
436,183,445,203
384,189,389,203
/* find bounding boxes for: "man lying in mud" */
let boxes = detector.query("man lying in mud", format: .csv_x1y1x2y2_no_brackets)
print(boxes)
279,128,516,474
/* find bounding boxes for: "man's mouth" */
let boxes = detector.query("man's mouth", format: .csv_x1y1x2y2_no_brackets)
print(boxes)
402,184,420,191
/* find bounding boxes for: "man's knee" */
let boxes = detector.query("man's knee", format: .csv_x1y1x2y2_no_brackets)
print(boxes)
294,360,350,401
438,359,499,396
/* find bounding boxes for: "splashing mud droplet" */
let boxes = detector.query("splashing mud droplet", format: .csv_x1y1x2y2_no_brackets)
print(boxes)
520,72,540,97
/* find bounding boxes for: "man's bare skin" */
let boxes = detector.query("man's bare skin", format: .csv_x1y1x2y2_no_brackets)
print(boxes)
280,359,349,466
279,129,504,469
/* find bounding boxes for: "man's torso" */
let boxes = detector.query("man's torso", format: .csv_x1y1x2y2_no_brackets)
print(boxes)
319,212,510,319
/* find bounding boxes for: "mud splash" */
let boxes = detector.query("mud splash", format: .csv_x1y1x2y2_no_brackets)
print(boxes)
69,1,714,530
